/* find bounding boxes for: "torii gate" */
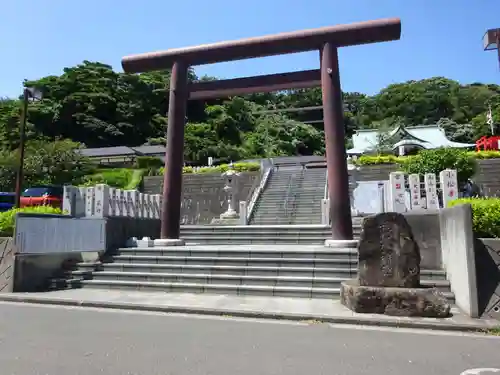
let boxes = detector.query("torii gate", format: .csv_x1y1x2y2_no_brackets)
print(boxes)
121,18,401,244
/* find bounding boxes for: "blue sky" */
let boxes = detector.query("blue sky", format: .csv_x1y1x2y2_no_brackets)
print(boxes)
1,0,499,99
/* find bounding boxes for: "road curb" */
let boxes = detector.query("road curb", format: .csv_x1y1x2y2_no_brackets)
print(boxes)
0,294,493,332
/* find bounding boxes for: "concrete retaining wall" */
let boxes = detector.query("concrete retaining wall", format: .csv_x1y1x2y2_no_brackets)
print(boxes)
9,214,161,292
15,213,160,254
439,204,479,318
473,238,500,320
403,211,442,270
13,251,100,293
353,159,500,196
0,237,15,293
143,172,260,225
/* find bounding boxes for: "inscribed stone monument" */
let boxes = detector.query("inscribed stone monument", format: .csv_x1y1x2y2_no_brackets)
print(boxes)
358,213,420,288
341,212,451,317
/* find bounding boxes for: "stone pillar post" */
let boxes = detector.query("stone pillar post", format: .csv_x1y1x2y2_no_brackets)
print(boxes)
320,43,353,242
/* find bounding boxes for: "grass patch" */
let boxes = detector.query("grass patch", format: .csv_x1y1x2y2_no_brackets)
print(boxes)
483,326,500,336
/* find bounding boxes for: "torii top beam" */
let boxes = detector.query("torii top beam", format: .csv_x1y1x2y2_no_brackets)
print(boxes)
122,18,401,73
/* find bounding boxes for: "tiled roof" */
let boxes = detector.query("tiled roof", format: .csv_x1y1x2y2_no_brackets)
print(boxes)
79,146,136,157
78,145,167,158
131,145,166,155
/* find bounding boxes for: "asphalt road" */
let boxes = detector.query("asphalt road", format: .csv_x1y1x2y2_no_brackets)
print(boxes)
0,302,499,375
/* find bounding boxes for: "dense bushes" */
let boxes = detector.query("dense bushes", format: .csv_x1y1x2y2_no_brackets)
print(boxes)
354,150,500,166
399,148,477,184
78,162,261,189
354,155,405,165
159,162,261,175
0,139,94,191
135,156,164,170
81,168,145,190
449,198,500,238
0,206,62,236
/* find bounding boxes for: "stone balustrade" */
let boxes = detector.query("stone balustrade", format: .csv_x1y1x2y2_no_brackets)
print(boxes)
63,184,162,219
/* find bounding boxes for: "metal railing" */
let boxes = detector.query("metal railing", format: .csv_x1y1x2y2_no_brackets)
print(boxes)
246,166,273,222
323,169,329,200
287,169,304,224
281,174,296,223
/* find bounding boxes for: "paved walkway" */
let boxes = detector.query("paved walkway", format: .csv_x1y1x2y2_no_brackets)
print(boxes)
2,303,500,375
0,289,498,331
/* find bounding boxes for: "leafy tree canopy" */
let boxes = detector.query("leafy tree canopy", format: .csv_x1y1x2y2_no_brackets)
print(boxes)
1,63,499,167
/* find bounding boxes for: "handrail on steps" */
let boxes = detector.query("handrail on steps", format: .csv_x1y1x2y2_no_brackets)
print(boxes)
323,169,328,200
246,164,273,222
282,174,295,220
288,169,304,223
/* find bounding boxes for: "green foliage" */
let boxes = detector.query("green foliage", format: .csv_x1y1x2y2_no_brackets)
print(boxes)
1,62,499,175
355,155,405,165
468,150,500,159
0,138,94,191
449,198,500,238
135,156,164,170
0,206,62,236
159,162,260,175
125,169,145,190
399,148,476,184
355,150,500,166
81,168,144,189
82,168,135,189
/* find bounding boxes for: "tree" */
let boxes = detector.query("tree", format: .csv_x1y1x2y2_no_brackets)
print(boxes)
399,148,476,185
0,139,93,191
1,59,500,166
437,117,474,144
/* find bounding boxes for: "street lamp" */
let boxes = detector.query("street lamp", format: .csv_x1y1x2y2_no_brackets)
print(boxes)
14,87,42,208
483,28,500,71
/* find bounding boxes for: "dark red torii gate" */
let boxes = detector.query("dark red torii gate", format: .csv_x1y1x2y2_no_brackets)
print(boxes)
122,18,401,242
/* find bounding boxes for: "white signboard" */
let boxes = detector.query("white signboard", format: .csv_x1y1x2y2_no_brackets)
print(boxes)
440,168,458,208
424,173,439,209
388,172,406,212
408,174,422,210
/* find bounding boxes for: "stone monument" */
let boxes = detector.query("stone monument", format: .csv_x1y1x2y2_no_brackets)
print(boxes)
341,212,451,317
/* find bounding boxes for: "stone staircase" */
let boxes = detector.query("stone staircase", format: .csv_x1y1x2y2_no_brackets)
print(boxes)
50,225,455,303
52,244,453,301
177,224,361,245
250,167,326,225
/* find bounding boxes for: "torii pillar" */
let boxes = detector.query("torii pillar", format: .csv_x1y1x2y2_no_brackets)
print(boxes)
122,18,401,246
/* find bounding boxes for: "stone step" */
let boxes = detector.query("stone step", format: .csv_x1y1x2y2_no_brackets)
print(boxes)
80,262,448,281
180,236,329,244
249,222,325,226
180,224,335,229
249,216,323,221
257,197,322,202
179,228,334,235
79,279,340,298
180,231,336,237
255,203,322,208
116,246,357,259
75,279,456,302
83,262,357,276
110,255,357,268
76,271,452,292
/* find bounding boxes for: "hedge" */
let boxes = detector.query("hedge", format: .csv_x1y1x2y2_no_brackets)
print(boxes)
159,162,261,175
135,156,164,170
354,151,500,166
448,198,500,238
81,168,145,189
0,206,62,237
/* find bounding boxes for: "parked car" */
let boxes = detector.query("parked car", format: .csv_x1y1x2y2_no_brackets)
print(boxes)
0,192,15,212
20,185,64,209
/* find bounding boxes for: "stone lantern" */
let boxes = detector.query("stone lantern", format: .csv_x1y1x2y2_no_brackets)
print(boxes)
220,167,240,219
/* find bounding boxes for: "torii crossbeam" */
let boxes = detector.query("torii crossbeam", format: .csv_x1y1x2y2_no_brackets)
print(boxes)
122,18,401,242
